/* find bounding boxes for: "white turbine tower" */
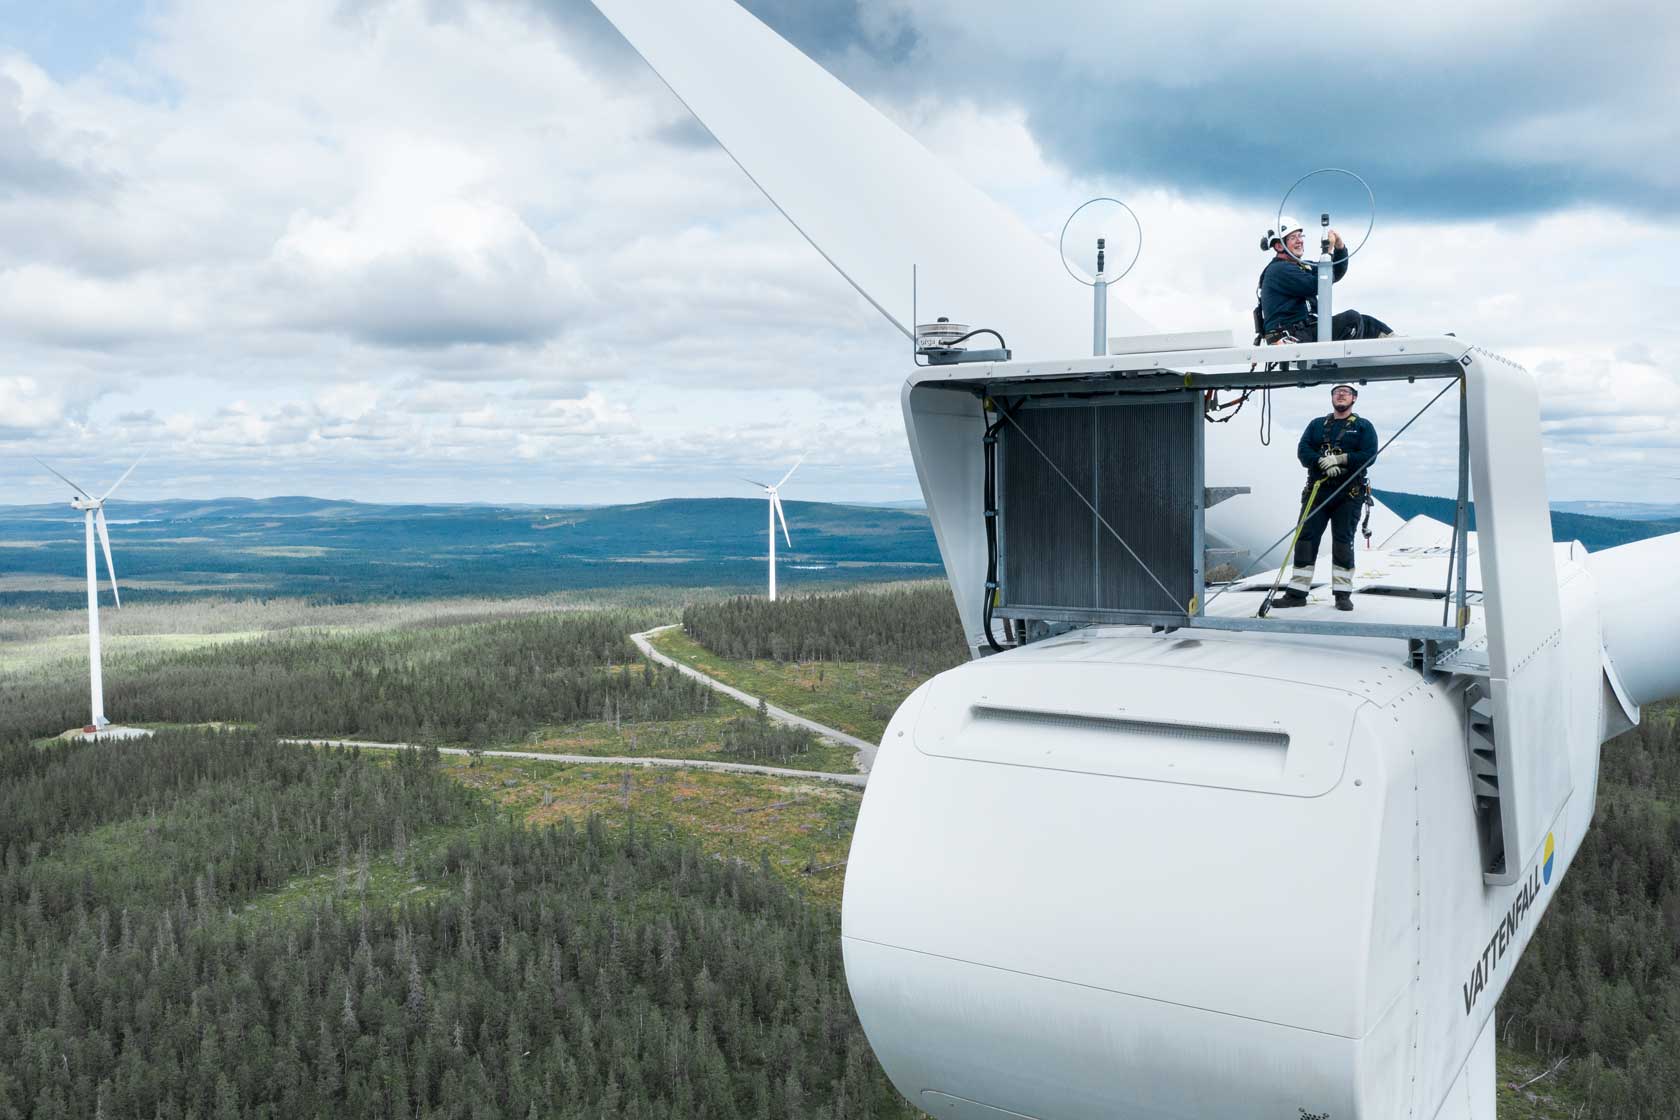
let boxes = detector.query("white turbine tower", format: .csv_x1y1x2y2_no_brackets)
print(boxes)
36,457,141,732
744,457,801,601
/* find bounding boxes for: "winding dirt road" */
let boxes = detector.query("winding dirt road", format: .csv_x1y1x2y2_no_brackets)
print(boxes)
630,625,879,773
283,738,867,787
281,626,881,788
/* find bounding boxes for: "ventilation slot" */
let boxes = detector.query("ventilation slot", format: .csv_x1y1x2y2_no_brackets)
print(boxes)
1467,688,1507,877
972,705,1287,749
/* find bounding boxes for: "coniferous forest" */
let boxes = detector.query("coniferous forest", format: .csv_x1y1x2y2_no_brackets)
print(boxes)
682,587,969,676
0,730,911,1119
1498,702,1680,1115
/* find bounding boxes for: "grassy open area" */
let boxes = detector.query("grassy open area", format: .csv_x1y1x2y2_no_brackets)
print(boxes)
238,817,473,923
443,752,860,906
1494,1048,1584,1118
520,708,862,773
649,625,926,743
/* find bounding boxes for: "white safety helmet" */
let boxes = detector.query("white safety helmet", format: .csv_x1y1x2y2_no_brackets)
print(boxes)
1261,215,1306,252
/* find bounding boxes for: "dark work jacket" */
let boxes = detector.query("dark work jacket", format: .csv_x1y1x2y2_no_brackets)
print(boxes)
1259,245,1349,332
1297,412,1378,494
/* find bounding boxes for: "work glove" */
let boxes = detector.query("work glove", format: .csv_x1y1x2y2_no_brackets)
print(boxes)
1318,451,1347,472
1325,465,1346,478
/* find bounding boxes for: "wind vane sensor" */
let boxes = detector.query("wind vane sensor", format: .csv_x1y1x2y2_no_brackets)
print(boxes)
1058,197,1141,356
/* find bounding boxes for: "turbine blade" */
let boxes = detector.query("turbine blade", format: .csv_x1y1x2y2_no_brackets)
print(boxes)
100,455,145,501
739,477,771,489
774,455,804,490
95,508,121,609
585,0,1155,356
34,457,92,499
774,493,791,547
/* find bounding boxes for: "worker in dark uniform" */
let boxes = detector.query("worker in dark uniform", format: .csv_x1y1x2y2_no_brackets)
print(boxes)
1258,218,1393,343
1271,383,1378,611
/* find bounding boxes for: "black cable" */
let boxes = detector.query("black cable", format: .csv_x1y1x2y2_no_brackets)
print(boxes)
980,400,1010,652
1203,388,1252,423
1259,386,1273,446
942,328,1009,351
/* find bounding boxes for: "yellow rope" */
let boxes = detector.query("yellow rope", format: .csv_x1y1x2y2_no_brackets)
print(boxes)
1259,479,1322,617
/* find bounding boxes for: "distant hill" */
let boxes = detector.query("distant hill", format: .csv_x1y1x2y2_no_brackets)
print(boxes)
0,496,942,608
7,491,1669,608
1552,499,1680,522
1375,490,1680,552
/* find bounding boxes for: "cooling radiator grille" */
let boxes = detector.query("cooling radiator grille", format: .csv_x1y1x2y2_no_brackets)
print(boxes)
1000,395,1200,621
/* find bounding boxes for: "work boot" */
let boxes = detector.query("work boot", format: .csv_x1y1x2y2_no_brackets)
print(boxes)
1334,592,1354,612
1270,590,1309,609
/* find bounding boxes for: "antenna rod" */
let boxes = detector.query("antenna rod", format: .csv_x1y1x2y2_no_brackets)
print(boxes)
1316,213,1333,344
1092,237,1108,357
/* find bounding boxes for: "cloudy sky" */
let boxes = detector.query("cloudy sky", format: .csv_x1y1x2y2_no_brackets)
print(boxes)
1,0,1676,507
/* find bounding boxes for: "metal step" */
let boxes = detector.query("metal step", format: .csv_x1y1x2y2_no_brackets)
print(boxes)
1204,486,1251,509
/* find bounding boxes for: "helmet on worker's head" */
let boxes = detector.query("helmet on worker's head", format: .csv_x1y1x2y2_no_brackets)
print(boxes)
1262,215,1306,251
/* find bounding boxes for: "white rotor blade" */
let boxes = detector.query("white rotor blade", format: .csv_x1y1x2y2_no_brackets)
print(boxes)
773,492,791,547
740,477,771,489
774,455,804,490
94,508,121,609
586,0,1152,357
34,457,92,499
101,455,145,501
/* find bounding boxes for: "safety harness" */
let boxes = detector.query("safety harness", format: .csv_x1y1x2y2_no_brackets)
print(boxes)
1253,258,1317,344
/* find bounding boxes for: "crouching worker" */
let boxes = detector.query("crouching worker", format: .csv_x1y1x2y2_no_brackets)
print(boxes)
1272,383,1377,611
1257,218,1393,343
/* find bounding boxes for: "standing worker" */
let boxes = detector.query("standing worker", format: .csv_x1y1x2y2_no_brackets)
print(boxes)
1257,219,1394,343
1272,384,1378,611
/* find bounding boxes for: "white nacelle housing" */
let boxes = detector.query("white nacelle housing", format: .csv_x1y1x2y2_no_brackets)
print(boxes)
844,545,1609,1118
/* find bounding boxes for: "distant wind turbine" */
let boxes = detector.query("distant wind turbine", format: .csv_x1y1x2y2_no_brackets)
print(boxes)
743,456,802,601
35,456,142,731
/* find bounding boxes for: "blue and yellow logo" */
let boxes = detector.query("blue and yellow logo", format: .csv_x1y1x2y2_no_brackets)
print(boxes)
1542,832,1556,885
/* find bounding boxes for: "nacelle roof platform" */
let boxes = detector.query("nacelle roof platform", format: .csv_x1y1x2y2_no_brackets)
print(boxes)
902,333,1574,887
910,332,1481,393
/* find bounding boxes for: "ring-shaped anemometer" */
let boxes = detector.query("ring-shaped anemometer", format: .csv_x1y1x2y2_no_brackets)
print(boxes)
1058,197,1142,286
1275,168,1375,264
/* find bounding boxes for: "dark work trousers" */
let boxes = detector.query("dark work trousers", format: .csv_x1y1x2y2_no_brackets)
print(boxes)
1286,489,1363,595
1330,309,1392,340
1270,310,1393,343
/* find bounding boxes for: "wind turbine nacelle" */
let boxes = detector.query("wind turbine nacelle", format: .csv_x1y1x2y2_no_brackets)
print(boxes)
843,547,1609,1119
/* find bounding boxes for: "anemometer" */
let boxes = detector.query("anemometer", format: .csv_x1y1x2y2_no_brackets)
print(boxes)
1057,197,1142,356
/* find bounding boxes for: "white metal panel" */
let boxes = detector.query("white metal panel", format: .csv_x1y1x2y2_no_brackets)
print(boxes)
843,937,1367,1120
913,660,1351,797
849,675,1375,1038
588,0,1150,360
903,383,990,649
1587,530,1680,706
1463,349,1572,883
1464,350,1561,675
